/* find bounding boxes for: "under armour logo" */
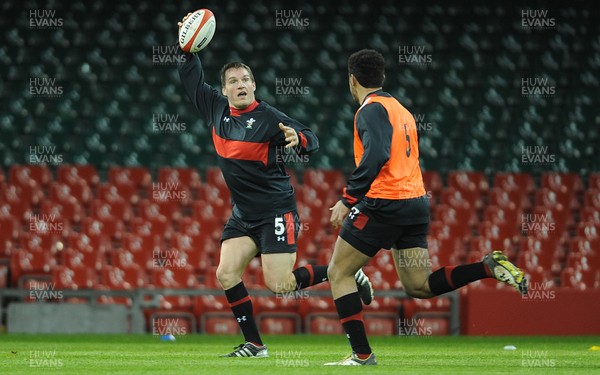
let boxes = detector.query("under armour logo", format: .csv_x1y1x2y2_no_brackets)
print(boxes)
246,118,256,128
224,117,230,122
277,236,285,242
237,316,247,322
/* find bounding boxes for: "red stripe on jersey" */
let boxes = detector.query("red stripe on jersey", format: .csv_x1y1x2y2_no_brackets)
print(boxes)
352,212,369,230
342,187,358,205
284,211,295,245
212,127,269,166
340,312,363,324
229,295,251,307
297,131,307,148
230,100,259,116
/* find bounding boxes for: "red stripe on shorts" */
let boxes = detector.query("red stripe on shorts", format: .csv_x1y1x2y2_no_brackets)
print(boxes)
352,213,369,230
284,212,295,245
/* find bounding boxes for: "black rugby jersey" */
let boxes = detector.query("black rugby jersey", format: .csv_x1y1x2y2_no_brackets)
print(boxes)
178,53,319,220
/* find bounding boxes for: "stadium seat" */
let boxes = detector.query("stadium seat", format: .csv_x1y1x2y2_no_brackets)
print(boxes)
57,164,100,187
580,207,600,225
9,165,52,188
584,189,600,210
52,265,97,290
0,185,35,222
62,247,103,271
158,167,202,190
10,249,56,287
108,166,152,189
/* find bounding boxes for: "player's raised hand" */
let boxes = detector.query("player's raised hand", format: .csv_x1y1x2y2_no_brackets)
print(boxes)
177,12,192,30
279,123,299,149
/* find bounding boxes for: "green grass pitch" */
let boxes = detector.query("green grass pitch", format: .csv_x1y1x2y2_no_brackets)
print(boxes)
1,334,599,374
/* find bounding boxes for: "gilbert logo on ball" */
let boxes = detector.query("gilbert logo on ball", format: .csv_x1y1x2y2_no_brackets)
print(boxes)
179,9,216,53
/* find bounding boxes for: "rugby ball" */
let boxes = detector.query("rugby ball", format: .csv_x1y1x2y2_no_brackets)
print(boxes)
178,9,216,53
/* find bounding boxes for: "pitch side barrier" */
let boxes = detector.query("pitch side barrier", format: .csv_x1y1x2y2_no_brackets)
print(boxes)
0,288,459,335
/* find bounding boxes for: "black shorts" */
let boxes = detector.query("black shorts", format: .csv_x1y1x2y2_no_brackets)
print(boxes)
339,197,430,258
221,209,301,255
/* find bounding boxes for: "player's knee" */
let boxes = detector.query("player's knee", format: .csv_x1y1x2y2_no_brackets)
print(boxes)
327,263,347,283
404,282,434,299
215,266,238,290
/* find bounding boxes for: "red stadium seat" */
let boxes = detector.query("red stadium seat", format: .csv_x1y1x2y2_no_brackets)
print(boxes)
580,207,600,225
158,167,202,190
576,221,599,239
10,165,52,187
108,166,152,189
585,189,600,210
493,172,535,194
447,171,489,209
57,164,99,187
141,194,186,222
589,173,600,191
52,265,97,289
10,249,56,286
62,247,103,271
90,198,132,223
0,185,35,222
561,267,600,289
131,208,173,240
434,203,474,237
68,231,110,255
150,265,198,289
100,264,146,289
82,215,124,241
40,200,82,225
535,187,579,212
541,172,584,195
422,171,443,196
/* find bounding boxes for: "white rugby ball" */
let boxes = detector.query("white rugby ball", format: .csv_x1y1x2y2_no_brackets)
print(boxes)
178,9,216,53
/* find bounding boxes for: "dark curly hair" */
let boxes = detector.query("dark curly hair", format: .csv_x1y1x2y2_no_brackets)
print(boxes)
348,49,385,88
